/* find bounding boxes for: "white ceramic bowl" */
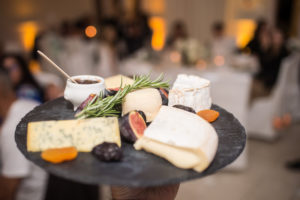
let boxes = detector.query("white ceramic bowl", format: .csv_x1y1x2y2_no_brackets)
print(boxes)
64,75,105,110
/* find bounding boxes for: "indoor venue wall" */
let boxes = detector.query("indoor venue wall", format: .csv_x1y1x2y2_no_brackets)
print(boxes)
164,0,225,42
0,0,95,51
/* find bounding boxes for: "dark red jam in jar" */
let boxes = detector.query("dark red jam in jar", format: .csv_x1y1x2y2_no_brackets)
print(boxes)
75,79,101,84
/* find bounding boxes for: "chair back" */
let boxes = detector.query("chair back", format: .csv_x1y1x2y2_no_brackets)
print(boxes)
272,53,300,117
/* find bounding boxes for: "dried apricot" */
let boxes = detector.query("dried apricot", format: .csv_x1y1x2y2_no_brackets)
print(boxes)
197,110,219,122
41,147,78,164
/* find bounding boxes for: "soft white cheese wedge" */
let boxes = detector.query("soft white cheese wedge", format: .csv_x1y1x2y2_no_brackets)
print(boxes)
134,105,218,172
122,88,162,122
168,74,212,112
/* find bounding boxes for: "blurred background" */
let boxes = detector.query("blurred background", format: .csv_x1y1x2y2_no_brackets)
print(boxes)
0,0,299,200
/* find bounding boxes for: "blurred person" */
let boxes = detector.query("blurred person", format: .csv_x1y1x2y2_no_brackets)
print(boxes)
0,68,47,200
95,19,119,77
166,21,204,65
59,21,72,38
33,72,64,101
58,18,98,76
33,28,64,76
249,25,290,102
244,19,270,55
262,25,290,88
166,21,188,49
120,13,152,57
246,20,272,100
0,53,44,102
210,21,236,63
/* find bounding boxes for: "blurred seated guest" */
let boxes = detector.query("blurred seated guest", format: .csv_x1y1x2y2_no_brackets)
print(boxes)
244,19,270,55
33,72,64,101
59,18,98,76
32,28,64,77
166,21,204,65
266,26,290,87
0,68,47,200
0,53,44,102
120,13,152,57
250,25,290,101
96,19,119,77
166,21,188,49
210,21,236,63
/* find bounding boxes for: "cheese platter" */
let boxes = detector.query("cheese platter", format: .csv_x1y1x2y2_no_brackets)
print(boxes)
15,74,246,187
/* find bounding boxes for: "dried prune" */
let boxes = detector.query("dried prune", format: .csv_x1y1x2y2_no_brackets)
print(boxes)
92,142,122,162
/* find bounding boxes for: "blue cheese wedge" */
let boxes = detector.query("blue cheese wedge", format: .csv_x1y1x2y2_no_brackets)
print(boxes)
134,106,218,172
27,117,120,152
168,74,212,112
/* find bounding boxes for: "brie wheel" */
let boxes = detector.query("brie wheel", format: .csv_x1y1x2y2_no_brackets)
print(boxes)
134,106,218,172
168,74,212,112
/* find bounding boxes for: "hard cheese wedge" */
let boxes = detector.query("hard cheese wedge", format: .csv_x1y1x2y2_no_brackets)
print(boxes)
27,117,121,152
122,88,162,122
104,74,134,89
134,106,218,172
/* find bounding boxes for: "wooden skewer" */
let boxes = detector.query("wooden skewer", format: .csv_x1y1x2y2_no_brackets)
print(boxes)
37,50,78,84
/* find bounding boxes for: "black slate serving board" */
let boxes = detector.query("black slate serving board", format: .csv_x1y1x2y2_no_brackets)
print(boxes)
15,97,246,187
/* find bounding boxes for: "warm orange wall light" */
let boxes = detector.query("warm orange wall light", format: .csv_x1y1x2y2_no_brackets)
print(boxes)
18,21,38,51
85,25,97,38
236,19,256,48
149,17,166,51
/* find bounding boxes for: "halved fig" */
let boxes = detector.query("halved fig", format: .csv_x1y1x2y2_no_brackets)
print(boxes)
119,110,147,143
158,88,169,105
173,104,196,114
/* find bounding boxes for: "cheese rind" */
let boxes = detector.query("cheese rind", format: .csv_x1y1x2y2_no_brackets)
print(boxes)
168,74,212,112
122,88,162,122
27,117,121,152
134,106,218,172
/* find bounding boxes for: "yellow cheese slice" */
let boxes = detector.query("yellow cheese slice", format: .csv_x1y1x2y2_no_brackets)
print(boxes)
27,117,121,152
104,74,134,89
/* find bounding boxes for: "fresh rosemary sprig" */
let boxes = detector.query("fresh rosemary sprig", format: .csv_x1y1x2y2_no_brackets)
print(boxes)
75,74,169,119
